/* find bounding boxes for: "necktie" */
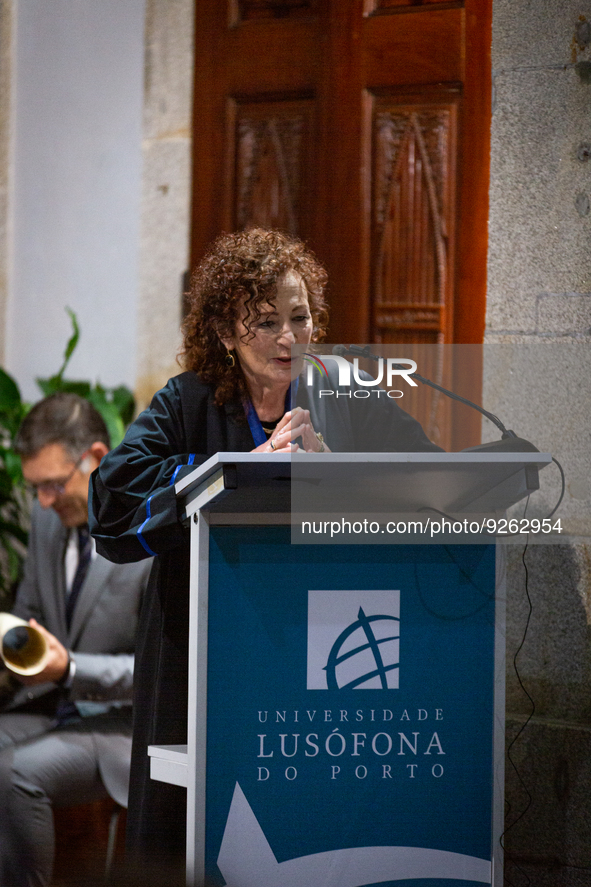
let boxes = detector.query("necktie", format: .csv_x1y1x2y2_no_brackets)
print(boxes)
66,525,91,630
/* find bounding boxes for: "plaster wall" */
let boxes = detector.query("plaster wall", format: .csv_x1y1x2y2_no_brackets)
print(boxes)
0,1,13,368
6,0,145,402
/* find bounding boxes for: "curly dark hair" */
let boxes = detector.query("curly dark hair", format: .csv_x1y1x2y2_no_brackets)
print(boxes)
180,228,329,405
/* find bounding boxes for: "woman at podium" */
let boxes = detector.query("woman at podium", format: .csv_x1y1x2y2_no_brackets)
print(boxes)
89,227,439,872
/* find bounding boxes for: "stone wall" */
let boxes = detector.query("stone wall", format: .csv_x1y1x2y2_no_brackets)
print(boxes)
135,0,194,410
487,2,591,883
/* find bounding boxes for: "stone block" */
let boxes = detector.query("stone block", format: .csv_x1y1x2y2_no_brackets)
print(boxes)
503,863,591,886
504,716,591,873
492,0,591,71
481,343,591,537
536,292,591,335
504,544,591,722
136,136,191,405
143,0,194,141
487,67,591,333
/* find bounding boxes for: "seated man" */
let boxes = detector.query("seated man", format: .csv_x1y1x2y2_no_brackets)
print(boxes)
0,393,151,887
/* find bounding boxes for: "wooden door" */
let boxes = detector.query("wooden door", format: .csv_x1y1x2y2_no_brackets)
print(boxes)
190,0,491,447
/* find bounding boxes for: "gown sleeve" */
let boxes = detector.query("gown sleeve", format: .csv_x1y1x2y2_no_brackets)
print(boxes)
89,376,208,563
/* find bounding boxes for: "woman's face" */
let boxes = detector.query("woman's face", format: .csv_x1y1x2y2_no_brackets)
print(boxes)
222,271,313,394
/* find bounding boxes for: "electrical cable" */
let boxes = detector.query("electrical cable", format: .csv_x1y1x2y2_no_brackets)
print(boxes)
413,546,495,622
545,456,565,518
418,455,565,539
500,496,536,887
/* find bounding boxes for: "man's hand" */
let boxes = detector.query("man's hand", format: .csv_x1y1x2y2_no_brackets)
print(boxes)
15,619,70,686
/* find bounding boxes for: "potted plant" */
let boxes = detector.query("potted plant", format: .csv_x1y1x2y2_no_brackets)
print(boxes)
0,309,135,609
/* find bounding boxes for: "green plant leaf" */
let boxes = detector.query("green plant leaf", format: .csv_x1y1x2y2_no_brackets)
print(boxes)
0,368,22,413
57,380,92,397
0,520,28,546
60,307,80,377
0,472,13,499
7,545,23,584
110,385,136,426
36,375,62,397
87,390,126,448
36,376,92,398
36,307,81,394
3,450,23,484
0,307,134,605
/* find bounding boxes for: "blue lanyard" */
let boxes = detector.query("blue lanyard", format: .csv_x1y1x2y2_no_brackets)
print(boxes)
245,378,299,447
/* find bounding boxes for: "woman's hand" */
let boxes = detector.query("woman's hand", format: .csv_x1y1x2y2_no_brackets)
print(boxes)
252,408,331,454
251,436,297,454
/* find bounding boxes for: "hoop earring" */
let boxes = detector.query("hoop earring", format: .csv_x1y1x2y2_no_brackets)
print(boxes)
225,350,236,368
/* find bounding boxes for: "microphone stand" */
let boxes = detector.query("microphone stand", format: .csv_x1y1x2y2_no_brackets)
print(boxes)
332,344,538,453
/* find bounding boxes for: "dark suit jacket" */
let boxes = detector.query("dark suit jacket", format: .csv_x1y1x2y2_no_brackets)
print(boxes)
5,501,151,805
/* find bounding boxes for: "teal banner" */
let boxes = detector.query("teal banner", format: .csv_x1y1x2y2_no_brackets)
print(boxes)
206,527,496,887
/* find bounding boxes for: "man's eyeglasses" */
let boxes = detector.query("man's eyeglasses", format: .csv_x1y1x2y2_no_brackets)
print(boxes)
26,453,87,498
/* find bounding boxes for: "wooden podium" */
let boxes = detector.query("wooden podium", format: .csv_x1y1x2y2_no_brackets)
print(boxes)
148,451,551,887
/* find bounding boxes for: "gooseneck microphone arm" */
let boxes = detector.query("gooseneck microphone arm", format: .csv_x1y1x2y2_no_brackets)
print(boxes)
331,344,538,451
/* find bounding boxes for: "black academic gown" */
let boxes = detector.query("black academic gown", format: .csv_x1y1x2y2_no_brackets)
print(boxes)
88,370,441,868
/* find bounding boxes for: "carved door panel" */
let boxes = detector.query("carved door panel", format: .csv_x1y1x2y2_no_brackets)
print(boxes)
371,94,458,347
191,0,491,448
231,99,316,238
192,2,322,252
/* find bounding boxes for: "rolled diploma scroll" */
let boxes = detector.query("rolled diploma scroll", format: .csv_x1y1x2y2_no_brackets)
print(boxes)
0,613,49,675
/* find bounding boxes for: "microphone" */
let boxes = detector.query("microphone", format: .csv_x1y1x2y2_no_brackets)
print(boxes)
331,345,538,453
332,344,377,360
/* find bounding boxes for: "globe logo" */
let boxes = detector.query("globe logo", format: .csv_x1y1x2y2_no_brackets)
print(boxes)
324,606,399,690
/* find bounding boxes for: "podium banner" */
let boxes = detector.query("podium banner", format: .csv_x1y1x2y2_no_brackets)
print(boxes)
205,526,497,887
